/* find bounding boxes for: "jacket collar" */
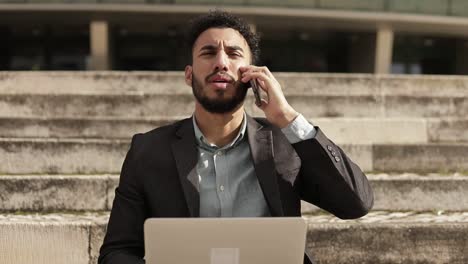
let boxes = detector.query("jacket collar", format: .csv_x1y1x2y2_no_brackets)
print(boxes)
171,117,200,217
246,115,284,216
171,115,284,217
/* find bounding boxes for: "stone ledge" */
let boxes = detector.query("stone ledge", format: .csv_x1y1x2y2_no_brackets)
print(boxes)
2,139,468,174
0,175,115,211
306,221,468,264
0,212,109,223
2,117,467,143
1,174,468,212
1,93,467,119
0,117,429,144
303,173,468,212
0,212,107,264
2,72,468,97
0,139,129,174
3,211,468,223
1,211,467,264
372,143,468,172
304,210,468,223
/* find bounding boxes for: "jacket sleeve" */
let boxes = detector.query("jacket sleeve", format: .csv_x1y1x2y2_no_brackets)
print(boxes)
292,127,374,219
98,135,146,264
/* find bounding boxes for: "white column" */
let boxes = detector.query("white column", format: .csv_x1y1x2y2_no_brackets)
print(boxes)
90,21,111,70
374,25,394,74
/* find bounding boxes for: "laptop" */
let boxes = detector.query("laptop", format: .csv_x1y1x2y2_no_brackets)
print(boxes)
144,217,307,264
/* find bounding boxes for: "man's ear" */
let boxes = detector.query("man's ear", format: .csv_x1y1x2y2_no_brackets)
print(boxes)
184,65,193,86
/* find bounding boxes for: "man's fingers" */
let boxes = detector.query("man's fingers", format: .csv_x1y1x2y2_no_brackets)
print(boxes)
242,71,270,88
241,65,273,78
258,98,269,110
258,79,266,88
244,73,275,94
259,66,273,78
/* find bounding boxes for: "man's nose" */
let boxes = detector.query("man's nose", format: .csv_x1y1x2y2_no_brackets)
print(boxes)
213,52,229,72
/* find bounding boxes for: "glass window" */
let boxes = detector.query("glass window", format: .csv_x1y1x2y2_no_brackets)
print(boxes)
2,24,89,71
113,25,188,71
392,34,457,74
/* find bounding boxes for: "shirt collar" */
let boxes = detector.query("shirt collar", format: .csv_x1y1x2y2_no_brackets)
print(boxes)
192,112,247,150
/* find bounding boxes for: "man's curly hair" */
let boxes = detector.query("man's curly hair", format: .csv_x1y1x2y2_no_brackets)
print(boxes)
186,10,260,64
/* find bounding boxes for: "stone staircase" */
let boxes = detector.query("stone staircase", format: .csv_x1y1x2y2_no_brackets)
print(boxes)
0,72,467,264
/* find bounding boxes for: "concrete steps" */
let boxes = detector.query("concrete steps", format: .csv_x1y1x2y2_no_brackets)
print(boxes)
1,72,468,263
1,211,467,264
304,212,468,264
2,91,467,119
1,72,468,119
303,173,468,212
0,117,174,140
1,174,467,212
2,72,468,97
2,138,468,173
1,116,467,143
0,212,108,264
0,138,128,174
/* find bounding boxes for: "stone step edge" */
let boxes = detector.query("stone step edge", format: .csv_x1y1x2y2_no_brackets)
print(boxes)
1,211,466,264
0,117,465,144
1,91,467,98
1,211,468,224
0,137,130,143
1,173,467,179
0,116,187,121
1,137,468,146
1,174,467,213
2,71,468,96
1,116,466,128
4,116,466,122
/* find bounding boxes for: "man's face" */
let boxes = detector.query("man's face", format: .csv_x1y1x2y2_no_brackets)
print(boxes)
185,27,252,114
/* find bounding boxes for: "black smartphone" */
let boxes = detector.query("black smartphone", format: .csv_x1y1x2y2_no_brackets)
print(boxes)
250,79,262,107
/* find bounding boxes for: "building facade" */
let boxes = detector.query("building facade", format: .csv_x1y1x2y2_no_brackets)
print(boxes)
2,0,468,74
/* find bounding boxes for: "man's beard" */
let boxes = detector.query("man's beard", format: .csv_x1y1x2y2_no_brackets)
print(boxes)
191,72,248,114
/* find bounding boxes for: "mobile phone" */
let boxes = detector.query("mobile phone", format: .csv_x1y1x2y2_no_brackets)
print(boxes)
250,79,262,107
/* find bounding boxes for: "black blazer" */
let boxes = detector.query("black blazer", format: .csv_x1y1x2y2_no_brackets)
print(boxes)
99,115,374,264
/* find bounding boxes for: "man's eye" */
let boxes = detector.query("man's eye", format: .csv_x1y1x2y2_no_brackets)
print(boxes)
201,52,215,56
229,53,242,57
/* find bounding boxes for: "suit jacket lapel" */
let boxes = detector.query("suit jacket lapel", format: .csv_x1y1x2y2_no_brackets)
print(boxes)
170,115,284,217
247,115,284,216
171,118,200,217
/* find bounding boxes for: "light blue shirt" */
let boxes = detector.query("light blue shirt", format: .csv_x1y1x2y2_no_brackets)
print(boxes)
193,113,316,217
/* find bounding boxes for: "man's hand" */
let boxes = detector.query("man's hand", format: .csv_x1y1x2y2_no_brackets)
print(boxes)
240,65,299,128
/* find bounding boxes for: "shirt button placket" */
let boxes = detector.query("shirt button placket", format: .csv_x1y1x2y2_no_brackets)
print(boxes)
215,150,227,216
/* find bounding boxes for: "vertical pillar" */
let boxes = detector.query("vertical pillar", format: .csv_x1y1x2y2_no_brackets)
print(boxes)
90,21,111,70
374,25,394,74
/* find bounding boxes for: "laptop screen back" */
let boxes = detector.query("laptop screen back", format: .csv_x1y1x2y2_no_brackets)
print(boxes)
144,217,307,264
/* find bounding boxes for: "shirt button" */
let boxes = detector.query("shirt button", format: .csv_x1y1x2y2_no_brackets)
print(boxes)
298,130,305,137
217,151,223,156
335,156,341,162
327,145,333,151
219,185,225,192
331,151,337,156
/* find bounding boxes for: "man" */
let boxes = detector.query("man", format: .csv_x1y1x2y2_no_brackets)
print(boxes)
99,10,373,264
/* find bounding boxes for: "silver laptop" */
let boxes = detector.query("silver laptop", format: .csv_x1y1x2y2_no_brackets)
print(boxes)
144,217,307,264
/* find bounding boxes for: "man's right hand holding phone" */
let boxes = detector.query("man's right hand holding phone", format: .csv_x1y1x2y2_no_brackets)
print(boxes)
240,65,299,129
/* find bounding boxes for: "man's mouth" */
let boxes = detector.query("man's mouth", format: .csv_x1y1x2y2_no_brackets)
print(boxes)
208,74,235,89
